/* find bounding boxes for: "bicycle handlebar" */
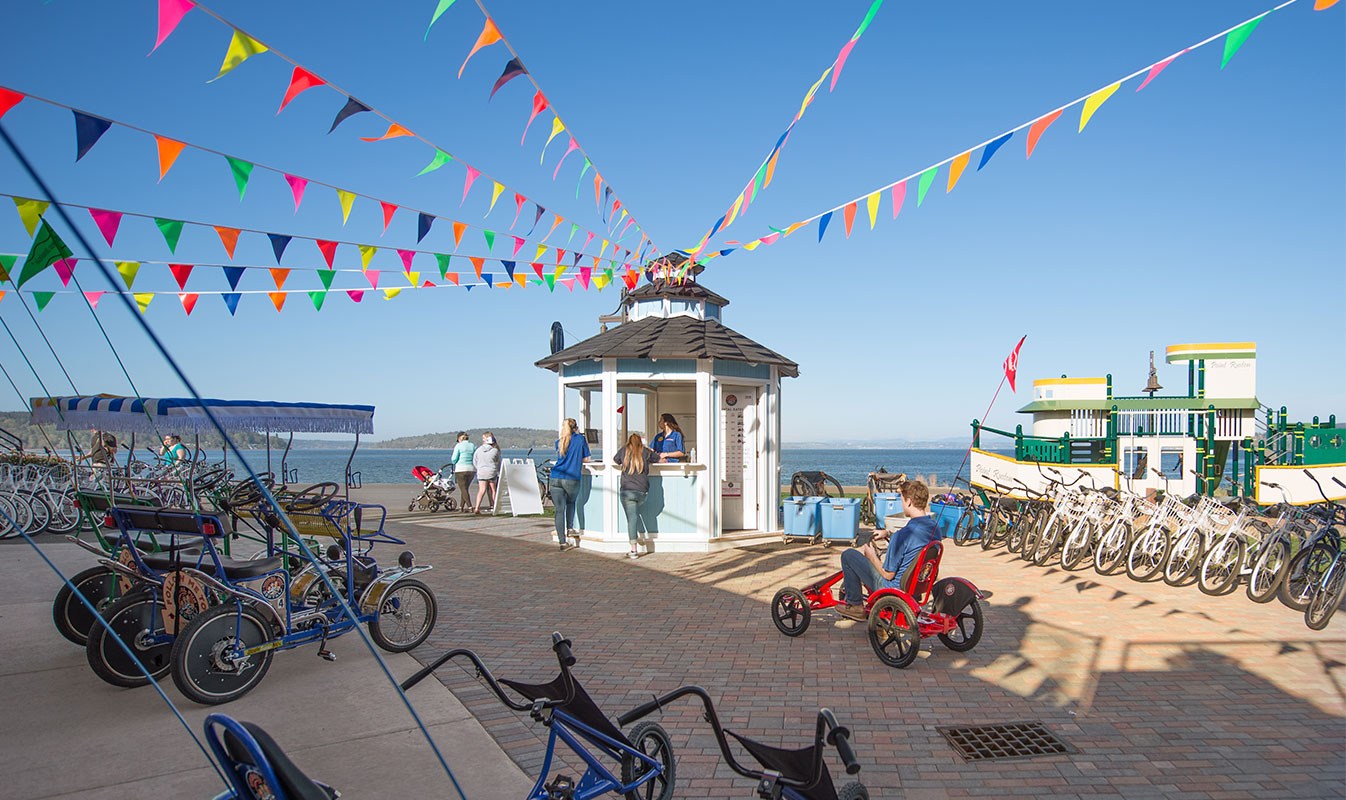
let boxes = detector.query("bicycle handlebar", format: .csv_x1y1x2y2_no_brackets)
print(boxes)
401,632,578,712
615,686,860,783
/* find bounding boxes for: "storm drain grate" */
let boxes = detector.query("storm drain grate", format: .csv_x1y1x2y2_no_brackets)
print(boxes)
936,721,1078,762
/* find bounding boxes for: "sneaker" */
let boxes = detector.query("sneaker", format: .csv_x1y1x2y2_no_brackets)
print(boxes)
837,604,867,621
627,551,639,559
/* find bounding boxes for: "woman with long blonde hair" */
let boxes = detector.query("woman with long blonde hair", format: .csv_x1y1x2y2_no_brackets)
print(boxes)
549,418,590,550
613,433,657,558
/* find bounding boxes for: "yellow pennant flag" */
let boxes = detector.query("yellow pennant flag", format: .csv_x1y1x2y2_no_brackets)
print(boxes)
116,261,140,290
488,181,505,214
134,292,154,314
358,245,378,269
599,239,609,258
724,194,744,227
406,271,419,286
865,191,881,228
542,118,566,162
742,239,762,251
14,197,49,237
383,288,402,300
1079,82,1121,132
594,274,610,290
798,67,832,117
784,221,807,236
337,189,356,224
211,31,269,82
947,151,971,193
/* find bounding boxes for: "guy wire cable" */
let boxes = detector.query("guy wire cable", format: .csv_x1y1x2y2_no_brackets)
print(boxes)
1,289,78,393
0,121,471,800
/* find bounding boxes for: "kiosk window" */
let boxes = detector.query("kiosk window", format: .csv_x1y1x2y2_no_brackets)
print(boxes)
1159,448,1184,479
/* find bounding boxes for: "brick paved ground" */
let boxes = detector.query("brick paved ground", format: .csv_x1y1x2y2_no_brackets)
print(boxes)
399,511,1345,798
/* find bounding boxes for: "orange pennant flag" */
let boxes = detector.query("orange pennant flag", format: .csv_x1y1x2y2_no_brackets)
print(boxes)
842,202,857,237
155,136,186,181
947,151,971,192
268,291,287,312
270,268,290,289
214,226,241,259
469,256,484,278
360,123,414,142
1026,109,1064,159
458,18,502,78
452,221,466,248
444,273,459,286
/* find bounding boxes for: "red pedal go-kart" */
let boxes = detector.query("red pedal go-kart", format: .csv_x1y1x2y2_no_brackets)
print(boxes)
770,540,986,668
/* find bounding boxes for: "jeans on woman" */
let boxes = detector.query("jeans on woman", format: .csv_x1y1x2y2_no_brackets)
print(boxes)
550,478,580,545
620,490,646,542
840,548,883,606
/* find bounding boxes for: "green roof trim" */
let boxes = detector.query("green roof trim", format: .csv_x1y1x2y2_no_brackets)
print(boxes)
1017,397,1260,413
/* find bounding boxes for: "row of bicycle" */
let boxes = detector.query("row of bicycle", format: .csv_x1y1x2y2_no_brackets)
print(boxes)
946,465,1346,630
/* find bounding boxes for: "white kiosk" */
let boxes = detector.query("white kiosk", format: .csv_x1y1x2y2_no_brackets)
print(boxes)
535,266,797,553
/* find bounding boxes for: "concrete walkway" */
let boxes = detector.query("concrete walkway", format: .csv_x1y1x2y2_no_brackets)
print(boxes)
0,537,530,800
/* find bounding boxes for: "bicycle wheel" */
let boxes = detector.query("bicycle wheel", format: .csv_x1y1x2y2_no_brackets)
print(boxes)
1163,530,1204,586
19,489,52,535
1126,528,1170,582
2,492,34,538
170,602,275,705
1305,561,1346,631
1006,510,1030,555
1247,537,1290,603
44,489,82,535
1019,513,1044,563
621,721,675,800
1061,522,1095,571
952,512,977,547
1032,519,1064,566
1198,536,1245,596
368,579,437,652
0,494,17,538
1094,521,1133,575
1279,543,1336,611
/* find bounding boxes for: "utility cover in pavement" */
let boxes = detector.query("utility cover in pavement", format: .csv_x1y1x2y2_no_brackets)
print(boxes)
936,721,1078,762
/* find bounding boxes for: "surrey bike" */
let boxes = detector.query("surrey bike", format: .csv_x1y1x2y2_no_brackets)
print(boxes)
618,686,867,800
402,633,674,800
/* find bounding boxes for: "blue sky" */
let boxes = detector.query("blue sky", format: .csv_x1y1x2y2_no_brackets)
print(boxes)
0,0,1341,442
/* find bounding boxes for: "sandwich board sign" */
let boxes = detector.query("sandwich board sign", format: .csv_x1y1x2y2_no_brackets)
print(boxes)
495,458,544,516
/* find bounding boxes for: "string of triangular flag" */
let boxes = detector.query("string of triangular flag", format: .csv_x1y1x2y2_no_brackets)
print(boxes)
145,0,645,252
697,0,1337,262
686,0,884,257
0,88,642,266
425,0,660,257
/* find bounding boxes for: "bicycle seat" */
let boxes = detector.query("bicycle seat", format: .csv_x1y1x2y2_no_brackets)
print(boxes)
726,731,839,800
501,672,634,749
221,720,338,800
215,555,286,580
138,547,205,571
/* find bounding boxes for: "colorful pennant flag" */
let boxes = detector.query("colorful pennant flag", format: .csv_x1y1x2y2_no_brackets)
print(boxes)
73,111,112,161
1136,50,1186,92
891,181,906,219
52,258,77,287
418,149,452,176
222,292,242,315
916,166,937,206
522,92,549,143
1079,82,1121,131
83,291,103,309
425,0,459,39
490,58,525,100
155,136,186,180
380,202,397,233
268,292,286,311
179,292,198,316
360,123,413,142
419,213,434,243
315,239,337,268
947,151,971,192
116,261,140,290
268,234,292,264
336,189,355,224
842,202,857,237
309,290,326,310
0,88,21,121
278,66,325,114
461,167,481,205
978,132,1011,170
169,263,193,290
214,226,240,258
1026,109,1063,158
865,191,880,229
155,218,185,253
452,221,466,248
212,30,268,82
328,97,371,133
459,18,502,78
358,245,377,269
34,291,55,311
13,197,48,236
223,266,244,290
285,175,307,211
1222,15,1265,69
150,0,194,54
317,269,336,290
226,156,254,199
134,293,154,314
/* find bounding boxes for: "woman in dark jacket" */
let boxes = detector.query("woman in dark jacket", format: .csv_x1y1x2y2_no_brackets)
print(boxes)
613,433,657,559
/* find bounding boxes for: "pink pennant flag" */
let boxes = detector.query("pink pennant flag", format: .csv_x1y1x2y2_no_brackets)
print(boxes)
578,267,592,289
582,232,595,252
521,91,549,144
397,249,415,272
347,290,364,302
512,236,526,257
559,278,574,291
461,166,481,205
284,174,307,211
169,263,193,290
150,0,194,55
891,181,906,219
366,270,380,289
511,193,525,229
53,258,77,287
88,208,122,246
380,201,397,233
1136,49,1187,92
83,291,104,309
830,39,858,90
552,138,580,180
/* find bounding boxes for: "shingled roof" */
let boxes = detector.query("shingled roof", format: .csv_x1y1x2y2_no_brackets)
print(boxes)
535,315,798,378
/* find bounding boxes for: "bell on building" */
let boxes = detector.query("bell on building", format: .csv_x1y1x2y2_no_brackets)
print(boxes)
1143,350,1163,396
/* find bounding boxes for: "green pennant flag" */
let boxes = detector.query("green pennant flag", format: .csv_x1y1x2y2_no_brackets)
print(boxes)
226,156,254,199
916,166,938,207
852,0,882,40
424,0,458,40
155,218,185,253
116,261,140,290
417,149,453,176
1221,16,1264,69
753,162,767,194
604,268,614,282
33,291,55,311
482,230,495,251
575,158,592,199
567,223,578,245
317,269,336,290
545,274,556,291
16,220,74,287
435,254,451,279
0,254,15,282
309,290,327,311
13,197,49,237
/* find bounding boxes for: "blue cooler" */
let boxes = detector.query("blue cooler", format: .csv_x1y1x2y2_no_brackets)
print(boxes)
782,497,822,542
928,500,981,540
873,492,904,530
820,498,863,545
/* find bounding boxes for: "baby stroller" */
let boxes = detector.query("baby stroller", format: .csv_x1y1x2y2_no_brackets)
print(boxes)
408,463,456,512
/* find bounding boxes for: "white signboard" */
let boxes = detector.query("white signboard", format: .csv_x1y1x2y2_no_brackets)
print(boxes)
495,458,544,516
970,449,1118,499
1254,464,1346,506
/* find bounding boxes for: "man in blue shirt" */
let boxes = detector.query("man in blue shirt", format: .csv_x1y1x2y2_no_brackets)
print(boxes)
837,480,939,620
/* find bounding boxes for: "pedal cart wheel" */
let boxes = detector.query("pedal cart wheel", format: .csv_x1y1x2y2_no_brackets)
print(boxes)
838,782,871,800
53,565,118,646
369,579,437,652
171,603,275,705
770,588,811,637
85,590,173,687
936,597,984,652
620,721,676,800
867,596,919,669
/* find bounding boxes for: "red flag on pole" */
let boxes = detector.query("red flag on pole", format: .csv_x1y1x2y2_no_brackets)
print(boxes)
1003,335,1026,392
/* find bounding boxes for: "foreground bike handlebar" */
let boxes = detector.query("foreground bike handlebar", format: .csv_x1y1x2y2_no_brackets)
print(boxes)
616,685,860,786
401,632,577,712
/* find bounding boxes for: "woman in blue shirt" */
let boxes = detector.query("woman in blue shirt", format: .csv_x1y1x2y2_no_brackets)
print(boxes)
550,418,590,550
651,413,686,463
